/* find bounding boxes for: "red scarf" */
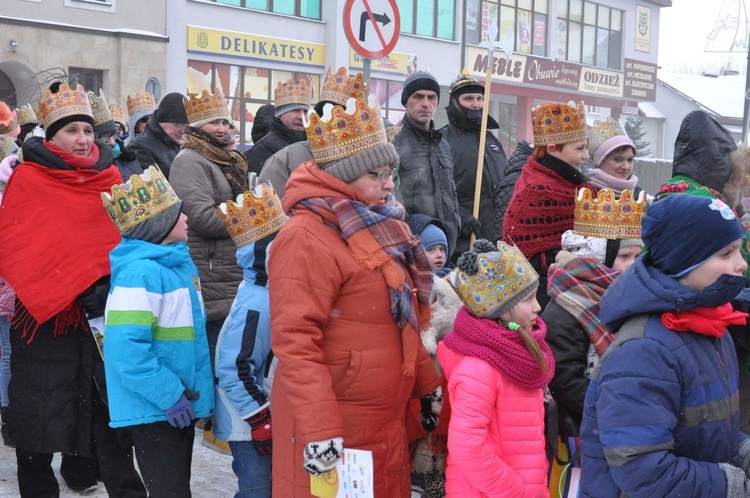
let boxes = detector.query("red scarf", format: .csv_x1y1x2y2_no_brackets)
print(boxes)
0,157,122,339
43,140,100,170
661,303,748,338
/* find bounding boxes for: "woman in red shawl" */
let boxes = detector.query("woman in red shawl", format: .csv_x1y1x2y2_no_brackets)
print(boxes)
0,82,145,497
503,101,594,309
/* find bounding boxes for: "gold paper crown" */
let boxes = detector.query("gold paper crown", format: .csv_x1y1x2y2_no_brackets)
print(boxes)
449,242,539,319
87,90,113,126
306,97,388,164
101,166,180,233
320,67,367,106
217,175,288,248
15,104,37,126
183,90,230,126
449,69,483,96
532,101,587,146
36,82,93,130
109,105,129,128
126,92,156,116
0,135,19,162
573,187,646,240
274,78,313,108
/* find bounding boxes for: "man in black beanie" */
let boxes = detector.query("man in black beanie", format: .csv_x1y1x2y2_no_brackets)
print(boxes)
394,71,460,255
129,92,189,179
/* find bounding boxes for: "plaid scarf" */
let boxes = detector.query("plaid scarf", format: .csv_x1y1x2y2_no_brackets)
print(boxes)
296,194,432,375
547,256,619,356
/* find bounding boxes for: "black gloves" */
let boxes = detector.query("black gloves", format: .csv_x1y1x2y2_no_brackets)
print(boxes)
79,276,111,319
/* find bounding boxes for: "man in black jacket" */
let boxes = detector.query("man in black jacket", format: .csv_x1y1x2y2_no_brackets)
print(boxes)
246,78,313,175
441,71,508,259
394,71,461,254
128,92,189,179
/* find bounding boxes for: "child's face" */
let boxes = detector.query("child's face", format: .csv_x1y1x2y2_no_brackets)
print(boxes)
612,245,641,272
548,139,589,169
678,239,747,291
162,212,189,245
500,292,541,333
426,244,447,271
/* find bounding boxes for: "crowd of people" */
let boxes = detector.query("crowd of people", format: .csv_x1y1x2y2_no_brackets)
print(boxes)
0,63,748,498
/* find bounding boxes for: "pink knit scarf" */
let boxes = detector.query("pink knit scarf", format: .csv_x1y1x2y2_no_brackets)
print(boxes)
443,307,555,389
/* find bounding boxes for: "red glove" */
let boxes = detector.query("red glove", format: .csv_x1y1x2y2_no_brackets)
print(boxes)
247,408,272,456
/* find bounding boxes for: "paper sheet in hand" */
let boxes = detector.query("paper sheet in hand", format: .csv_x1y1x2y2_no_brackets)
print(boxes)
310,449,373,498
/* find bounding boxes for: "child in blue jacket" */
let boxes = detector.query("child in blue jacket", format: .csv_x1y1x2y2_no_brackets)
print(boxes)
101,166,214,497
213,177,288,498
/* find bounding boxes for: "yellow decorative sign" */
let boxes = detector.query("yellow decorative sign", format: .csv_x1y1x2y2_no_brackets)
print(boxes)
187,25,325,68
349,49,416,76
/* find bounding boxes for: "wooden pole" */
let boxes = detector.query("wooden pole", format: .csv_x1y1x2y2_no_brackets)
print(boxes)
471,49,494,245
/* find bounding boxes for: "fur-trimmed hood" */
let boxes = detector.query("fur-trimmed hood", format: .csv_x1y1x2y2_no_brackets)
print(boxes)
422,274,462,356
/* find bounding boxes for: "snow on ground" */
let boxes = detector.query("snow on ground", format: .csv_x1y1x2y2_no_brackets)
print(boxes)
0,427,238,497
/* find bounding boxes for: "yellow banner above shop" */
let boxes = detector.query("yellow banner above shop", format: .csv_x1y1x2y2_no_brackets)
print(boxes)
348,49,416,76
187,25,325,68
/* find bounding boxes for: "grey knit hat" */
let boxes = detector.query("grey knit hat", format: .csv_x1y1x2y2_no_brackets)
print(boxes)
122,201,183,244
401,71,441,106
319,142,399,184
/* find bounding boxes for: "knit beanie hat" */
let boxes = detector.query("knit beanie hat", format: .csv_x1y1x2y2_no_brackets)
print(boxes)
121,201,183,244
420,223,447,251
401,71,441,106
320,142,399,184
561,230,608,262
94,119,119,139
156,92,189,124
251,104,275,143
618,238,643,249
642,195,744,277
448,239,539,319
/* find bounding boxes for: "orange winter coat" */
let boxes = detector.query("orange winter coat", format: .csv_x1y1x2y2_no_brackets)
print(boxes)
268,162,441,497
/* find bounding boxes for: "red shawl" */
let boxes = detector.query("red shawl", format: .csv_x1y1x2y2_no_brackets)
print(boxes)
0,161,122,326
503,156,590,260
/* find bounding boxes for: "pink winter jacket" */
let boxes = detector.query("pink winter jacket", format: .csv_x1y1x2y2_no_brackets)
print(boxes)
437,342,549,498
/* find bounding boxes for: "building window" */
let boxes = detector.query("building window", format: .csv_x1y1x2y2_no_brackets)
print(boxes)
64,0,116,12
397,0,455,40
209,0,321,19
465,0,547,56
68,67,104,94
556,0,622,70
187,60,320,151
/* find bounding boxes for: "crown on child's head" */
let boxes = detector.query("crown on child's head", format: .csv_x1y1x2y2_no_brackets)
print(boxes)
274,78,314,108
183,90,230,127
320,67,367,106
15,104,37,126
87,90,113,126
109,105,129,129
126,92,156,116
306,96,388,164
102,166,180,233
573,187,646,240
532,101,587,146
36,82,93,131
217,174,288,248
448,239,539,319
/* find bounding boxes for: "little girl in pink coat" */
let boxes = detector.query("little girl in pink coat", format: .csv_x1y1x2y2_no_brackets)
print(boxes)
438,239,554,497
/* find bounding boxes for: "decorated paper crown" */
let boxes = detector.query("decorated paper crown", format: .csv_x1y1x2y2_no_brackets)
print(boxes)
448,240,539,319
109,105,129,128
0,135,19,162
274,78,314,108
306,97,388,164
320,67,367,105
588,117,634,165
15,104,37,126
449,69,483,96
183,90,230,127
573,187,646,240
532,101,587,146
126,92,156,116
218,174,287,247
101,166,180,233
36,82,93,131
87,90,113,126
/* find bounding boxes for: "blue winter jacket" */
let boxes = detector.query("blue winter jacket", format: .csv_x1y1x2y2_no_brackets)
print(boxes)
103,238,214,428
213,239,273,441
580,258,747,497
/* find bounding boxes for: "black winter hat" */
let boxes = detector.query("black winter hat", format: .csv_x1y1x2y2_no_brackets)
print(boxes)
155,92,189,124
251,104,275,144
401,71,441,106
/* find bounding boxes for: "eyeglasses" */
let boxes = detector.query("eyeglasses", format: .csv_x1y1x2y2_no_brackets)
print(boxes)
367,168,396,184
